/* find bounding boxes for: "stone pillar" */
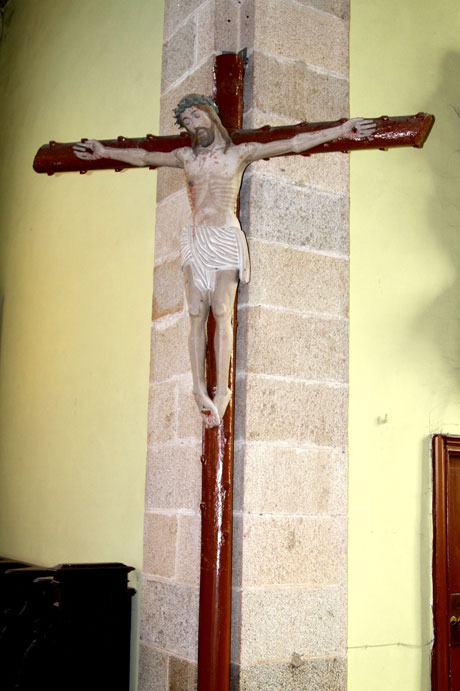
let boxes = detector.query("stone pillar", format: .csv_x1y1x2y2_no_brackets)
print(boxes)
140,1,350,689
139,2,241,689
232,1,350,688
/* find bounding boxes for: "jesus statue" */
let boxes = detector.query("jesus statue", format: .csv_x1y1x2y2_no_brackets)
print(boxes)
73,94,375,427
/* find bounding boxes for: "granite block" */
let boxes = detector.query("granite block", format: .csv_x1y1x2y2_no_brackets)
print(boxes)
154,190,190,264
232,514,347,587
150,313,189,383
235,375,348,446
241,173,349,255
163,0,204,41
300,0,349,21
248,51,348,123
152,256,184,320
169,656,198,690
232,585,346,664
233,443,347,515
145,442,201,511
239,239,349,317
162,16,197,92
237,305,348,382
249,150,349,199
177,375,203,441
143,512,178,578
138,643,168,691
148,381,177,443
141,579,199,660
230,655,346,691
250,0,348,76
156,166,187,205
176,513,201,586
196,0,240,61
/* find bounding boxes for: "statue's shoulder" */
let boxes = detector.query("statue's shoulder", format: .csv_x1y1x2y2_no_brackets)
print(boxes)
234,141,257,161
174,146,193,164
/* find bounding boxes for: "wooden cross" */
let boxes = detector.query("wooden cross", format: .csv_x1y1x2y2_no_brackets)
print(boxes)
33,52,433,691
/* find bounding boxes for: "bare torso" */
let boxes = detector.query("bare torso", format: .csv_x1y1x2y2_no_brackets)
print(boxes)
71,107,376,427
177,143,251,227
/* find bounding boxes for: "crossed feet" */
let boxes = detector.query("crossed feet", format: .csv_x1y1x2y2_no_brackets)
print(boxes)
194,389,232,428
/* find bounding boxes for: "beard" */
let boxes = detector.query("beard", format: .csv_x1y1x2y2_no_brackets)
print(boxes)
191,126,215,150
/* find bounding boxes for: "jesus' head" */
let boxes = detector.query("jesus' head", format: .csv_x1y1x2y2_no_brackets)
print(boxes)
174,93,232,152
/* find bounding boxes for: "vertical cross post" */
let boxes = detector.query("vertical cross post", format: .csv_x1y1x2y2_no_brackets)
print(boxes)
197,52,244,691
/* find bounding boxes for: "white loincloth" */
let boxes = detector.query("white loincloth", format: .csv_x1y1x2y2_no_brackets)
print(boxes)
180,225,250,294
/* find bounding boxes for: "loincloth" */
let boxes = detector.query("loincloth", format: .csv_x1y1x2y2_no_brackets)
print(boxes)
180,225,250,294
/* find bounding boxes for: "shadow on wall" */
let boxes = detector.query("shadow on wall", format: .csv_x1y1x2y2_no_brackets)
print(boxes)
411,52,460,399
0,295,3,358
0,1,15,48
229,259,248,689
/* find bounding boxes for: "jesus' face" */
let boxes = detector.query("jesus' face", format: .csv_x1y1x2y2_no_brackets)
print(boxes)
180,106,215,149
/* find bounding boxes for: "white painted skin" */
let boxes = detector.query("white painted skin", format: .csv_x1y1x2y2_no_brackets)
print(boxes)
73,108,376,427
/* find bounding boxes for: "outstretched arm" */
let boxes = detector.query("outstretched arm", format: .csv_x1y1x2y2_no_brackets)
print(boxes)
72,140,183,168
246,118,376,162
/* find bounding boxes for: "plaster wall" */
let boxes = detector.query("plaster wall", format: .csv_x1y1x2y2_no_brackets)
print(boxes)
348,0,460,688
0,0,163,687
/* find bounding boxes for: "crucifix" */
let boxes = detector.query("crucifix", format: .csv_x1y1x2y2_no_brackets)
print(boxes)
33,52,433,691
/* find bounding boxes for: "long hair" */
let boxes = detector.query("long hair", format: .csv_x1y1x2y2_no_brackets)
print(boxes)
196,104,232,153
174,94,233,153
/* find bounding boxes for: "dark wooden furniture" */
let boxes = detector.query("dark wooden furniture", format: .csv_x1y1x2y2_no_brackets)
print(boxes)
0,558,134,691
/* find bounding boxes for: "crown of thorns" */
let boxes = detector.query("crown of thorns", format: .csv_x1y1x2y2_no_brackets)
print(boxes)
173,94,219,128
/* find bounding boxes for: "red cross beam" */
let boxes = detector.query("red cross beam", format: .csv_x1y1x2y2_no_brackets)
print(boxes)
33,114,434,175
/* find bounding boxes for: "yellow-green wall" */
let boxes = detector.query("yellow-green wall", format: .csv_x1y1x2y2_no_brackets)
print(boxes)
349,0,460,688
4,1,459,688
0,0,163,686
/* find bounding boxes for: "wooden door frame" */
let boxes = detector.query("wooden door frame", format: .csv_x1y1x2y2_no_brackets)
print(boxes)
432,434,460,689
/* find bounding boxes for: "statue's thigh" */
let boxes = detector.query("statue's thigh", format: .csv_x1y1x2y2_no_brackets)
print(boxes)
183,266,209,318
211,270,238,317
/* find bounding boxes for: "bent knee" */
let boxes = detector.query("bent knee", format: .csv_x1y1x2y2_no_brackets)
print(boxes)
213,302,233,322
188,300,208,320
